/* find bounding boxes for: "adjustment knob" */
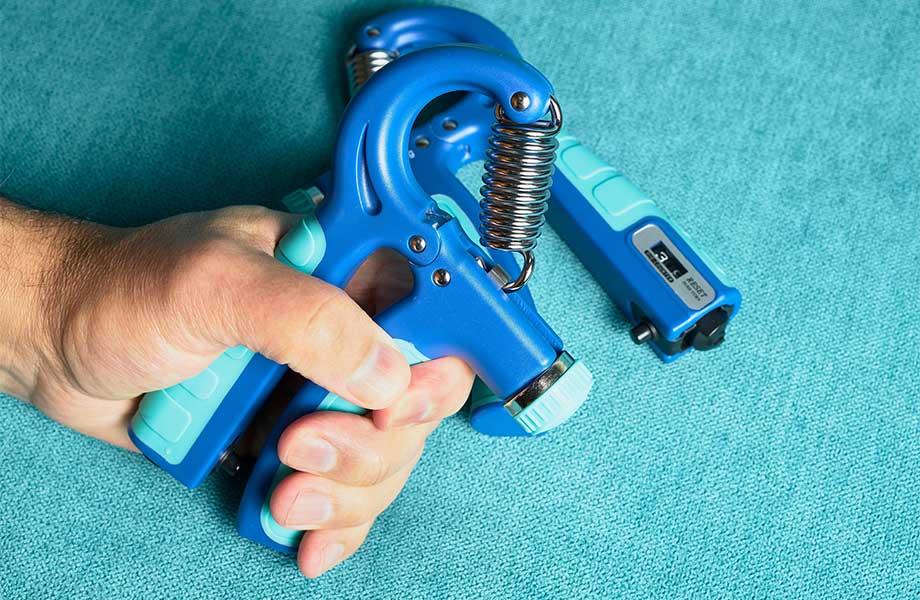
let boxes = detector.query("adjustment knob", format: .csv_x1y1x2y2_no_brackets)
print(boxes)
504,352,593,435
685,308,729,351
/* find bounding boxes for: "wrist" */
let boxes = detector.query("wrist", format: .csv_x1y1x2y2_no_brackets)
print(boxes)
0,199,111,400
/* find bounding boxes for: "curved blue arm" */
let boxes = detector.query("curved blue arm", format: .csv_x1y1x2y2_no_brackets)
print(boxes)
348,6,529,287
353,7,518,56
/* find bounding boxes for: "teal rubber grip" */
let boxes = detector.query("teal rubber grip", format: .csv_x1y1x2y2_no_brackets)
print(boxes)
280,186,324,214
131,346,257,465
275,201,327,274
555,130,666,232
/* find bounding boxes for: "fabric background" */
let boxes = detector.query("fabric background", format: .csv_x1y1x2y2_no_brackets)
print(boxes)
1,1,918,598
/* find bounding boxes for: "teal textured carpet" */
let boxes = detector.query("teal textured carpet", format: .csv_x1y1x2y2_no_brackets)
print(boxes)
2,1,919,598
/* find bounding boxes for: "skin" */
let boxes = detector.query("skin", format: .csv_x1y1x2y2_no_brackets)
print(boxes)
0,198,474,578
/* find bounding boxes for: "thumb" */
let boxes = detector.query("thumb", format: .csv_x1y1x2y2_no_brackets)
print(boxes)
198,218,411,410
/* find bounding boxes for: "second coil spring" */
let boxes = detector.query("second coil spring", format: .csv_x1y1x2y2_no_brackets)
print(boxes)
345,47,399,97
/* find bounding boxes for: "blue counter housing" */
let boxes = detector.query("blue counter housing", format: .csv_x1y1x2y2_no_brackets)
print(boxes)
549,134,742,361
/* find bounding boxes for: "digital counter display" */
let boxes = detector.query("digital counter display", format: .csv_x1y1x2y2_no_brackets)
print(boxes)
650,241,688,280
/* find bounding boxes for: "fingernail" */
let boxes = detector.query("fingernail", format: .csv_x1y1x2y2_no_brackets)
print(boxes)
286,492,332,528
387,393,432,428
347,341,406,406
319,542,345,575
284,436,337,473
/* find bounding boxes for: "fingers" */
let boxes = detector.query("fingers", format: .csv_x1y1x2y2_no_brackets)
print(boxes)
152,205,411,411
373,357,474,430
277,357,473,484
278,408,437,486
272,358,474,578
269,447,421,531
207,249,411,411
297,522,373,578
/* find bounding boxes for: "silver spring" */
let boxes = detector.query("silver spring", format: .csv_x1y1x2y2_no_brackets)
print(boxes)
479,96,563,292
345,46,399,97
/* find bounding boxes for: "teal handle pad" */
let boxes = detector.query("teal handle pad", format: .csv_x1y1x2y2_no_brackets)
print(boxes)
131,346,257,465
554,130,666,231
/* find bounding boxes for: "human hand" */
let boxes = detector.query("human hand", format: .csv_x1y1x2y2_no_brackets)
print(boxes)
0,200,474,577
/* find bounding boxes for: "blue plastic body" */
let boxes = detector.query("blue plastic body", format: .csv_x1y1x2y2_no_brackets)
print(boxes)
235,46,581,551
351,6,741,364
346,8,535,436
353,7,518,57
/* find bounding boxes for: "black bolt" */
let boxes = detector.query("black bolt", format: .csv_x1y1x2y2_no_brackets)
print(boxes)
630,321,657,345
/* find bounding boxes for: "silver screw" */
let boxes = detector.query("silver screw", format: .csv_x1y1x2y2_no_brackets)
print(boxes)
442,118,458,131
510,92,531,111
409,235,426,253
366,27,381,38
432,269,451,286
415,136,430,148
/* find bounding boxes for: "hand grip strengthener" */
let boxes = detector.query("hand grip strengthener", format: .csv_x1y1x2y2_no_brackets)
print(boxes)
129,45,594,552
341,7,742,366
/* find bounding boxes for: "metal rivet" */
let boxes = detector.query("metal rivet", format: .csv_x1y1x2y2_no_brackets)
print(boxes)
432,269,451,286
409,235,426,253
510,92,531,111
366,27,381,38
415,136,430,148
442,118,458,131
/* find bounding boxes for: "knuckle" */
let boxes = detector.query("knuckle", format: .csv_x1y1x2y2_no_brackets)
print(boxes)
298,288,359,351
174,237,236,284
160,235,250,341
270,473,337,528
362,450,390,486
206,205,282,252
414,365,451,390
412,363,460,398
168,236,247,303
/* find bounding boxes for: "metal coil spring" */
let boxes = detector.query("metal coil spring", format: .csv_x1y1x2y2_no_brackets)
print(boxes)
345,47,399,96
479,96,563,292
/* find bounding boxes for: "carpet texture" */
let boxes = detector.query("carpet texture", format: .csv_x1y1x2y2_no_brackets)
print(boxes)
1,1,918,598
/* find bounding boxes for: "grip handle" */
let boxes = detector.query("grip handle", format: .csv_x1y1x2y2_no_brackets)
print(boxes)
553,131,666,231
129,347,286,488
237,213,569,551
553,131,733,281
